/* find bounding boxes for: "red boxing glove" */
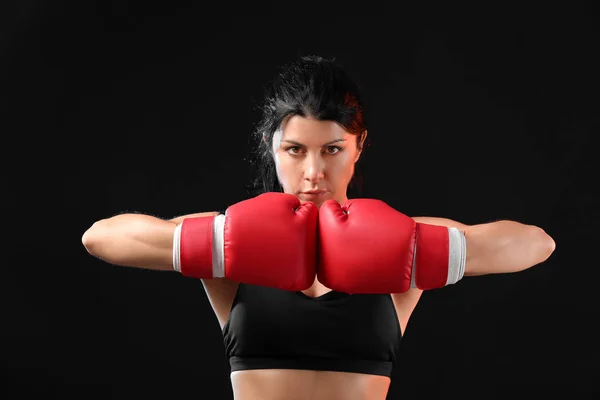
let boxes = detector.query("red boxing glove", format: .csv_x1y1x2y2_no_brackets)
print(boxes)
317,199,466,294
173,192,318,291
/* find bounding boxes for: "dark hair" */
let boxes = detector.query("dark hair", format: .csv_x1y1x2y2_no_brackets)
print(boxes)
247,55,369,196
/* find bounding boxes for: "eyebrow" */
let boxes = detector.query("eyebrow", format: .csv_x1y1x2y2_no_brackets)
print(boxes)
281,138,347,147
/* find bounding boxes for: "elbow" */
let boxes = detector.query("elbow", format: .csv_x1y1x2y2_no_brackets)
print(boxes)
81,220,105,256
530,225,556,266
539,227,556,261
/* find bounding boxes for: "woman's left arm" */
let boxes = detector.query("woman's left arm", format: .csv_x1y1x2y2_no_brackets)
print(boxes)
413,217,556,276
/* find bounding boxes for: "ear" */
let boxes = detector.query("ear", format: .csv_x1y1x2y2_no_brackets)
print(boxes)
355,130,368,162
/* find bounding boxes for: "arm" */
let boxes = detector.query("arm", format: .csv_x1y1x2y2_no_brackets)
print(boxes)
390,216,554,334
81,211,219,271
318,199,556,295
412,216,469,231
462,219,555,276
413,216,556,276
390,216,468,331
169,211,220,225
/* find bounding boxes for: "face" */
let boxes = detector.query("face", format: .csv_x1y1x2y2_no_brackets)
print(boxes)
272,116,365,208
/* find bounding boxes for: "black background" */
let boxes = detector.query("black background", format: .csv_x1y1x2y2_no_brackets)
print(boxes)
2,2,598,399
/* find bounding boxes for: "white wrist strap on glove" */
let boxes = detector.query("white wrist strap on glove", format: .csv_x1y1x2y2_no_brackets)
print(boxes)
410,227,466,289
172,214,227,277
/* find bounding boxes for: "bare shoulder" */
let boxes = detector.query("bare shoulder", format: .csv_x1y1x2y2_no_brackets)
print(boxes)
202,278,240,329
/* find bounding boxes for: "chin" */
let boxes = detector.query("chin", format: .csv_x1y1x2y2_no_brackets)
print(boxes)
299,196,336,209
299,198,319,205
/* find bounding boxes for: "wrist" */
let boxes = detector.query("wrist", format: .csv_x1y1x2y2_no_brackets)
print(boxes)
410,224,466,289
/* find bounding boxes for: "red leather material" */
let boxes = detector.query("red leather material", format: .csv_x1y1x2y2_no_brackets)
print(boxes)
317,199,417,294
179,216,215,279
415,223,449,290
224,193,318,291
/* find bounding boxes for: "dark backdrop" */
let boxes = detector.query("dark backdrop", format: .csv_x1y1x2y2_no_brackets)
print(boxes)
2,2,598,399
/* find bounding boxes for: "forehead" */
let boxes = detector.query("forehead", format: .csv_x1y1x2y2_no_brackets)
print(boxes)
280,116,351,142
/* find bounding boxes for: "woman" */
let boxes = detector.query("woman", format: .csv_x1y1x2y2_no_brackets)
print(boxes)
82,55,556,400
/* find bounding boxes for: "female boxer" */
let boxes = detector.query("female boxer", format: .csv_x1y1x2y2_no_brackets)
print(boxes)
82,55,555,400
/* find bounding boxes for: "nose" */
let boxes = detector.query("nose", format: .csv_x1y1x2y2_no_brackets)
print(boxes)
304,154,325,183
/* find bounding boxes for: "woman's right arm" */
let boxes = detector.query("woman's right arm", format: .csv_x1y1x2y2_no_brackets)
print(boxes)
81,212,218,271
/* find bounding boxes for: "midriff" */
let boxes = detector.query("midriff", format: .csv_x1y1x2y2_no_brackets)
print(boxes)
231,368,391,400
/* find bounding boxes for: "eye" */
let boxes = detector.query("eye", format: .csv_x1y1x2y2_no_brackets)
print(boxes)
325,146,342,155
286,146,303,155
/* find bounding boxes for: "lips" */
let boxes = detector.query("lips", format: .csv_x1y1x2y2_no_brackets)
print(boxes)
303,190,327,195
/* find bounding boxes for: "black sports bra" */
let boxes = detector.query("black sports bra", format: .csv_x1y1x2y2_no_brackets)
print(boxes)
222,283,402,377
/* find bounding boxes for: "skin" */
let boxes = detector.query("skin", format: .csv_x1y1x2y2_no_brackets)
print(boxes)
207,116,555,400
271,115,364,209
81,116,556,400
227,116,395,399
